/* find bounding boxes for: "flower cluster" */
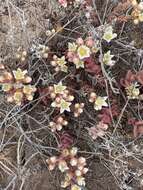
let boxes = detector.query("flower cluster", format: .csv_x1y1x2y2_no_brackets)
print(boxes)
31,44,49,58
131,0,143,24
87,121,108,140
49,116,68,132
67,37,99,69
51,55,68,72
73,103,84,117
47,147,88,190
89,92,108,110
0,66,36,105
16,47,27,62
48,82,74,113
121,70,143,99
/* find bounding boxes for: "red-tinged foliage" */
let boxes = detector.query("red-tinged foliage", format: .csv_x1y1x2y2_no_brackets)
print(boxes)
87,121,108,140
120,70,136,87
136,70,143,85
133,121,143,138
58,132,73,149
121,70,143,87
108,0,131,23
128,118,136,126
128,118,143,138
98,103,119,125
85,57,101,75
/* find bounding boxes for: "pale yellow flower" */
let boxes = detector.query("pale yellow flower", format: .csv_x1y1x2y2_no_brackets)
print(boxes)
94,96,108,110
74,59,84,69
102,51,115,66
70,147,78,156
62,149,70,157
126,83,140,99
76,176,86,186
54,82,66,94
58,160,69,172
103,26,117,43
59,99,72,113
51,101,59,108
57,56,66,66
57,56,68,72
68,42,78,52
13,68,27,81
13,91,23,104
23,85,36,95
2,83,12,92
77,45,91,59
139,12,143,22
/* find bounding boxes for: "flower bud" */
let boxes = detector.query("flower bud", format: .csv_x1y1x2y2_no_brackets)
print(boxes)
76,38,84,45
86,37,94,47
22,51,27,57
57,116,64,124
63,120,68,126
56,124,62,131
24,76,32,83
55,66,60,72
70,158,78,166
70,147,78,156
82,167,88,174
0,64,5,69
51,61,57,66
75,170,82,176
68,95,74,101
50,92,56,99
134,18,139,24
50,156,57,163
78,157,86,165
55,97,61,103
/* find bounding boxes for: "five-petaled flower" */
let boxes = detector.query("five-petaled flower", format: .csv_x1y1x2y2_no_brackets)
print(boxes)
94,96,108,110
103,26,117,43
51,55,68,73
77,45,91,59
54,82,67,94
59,99,72,113
0,66,36,105
13,68,27,81
102,51,115,66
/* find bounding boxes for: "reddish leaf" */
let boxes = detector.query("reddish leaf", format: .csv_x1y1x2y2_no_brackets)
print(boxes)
120,70,136,87
58,132,73,149
85,57,101,75
136,70,143,85
133,121,143,138
98,103,119,125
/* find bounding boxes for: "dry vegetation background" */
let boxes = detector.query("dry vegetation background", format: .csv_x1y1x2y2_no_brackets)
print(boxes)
0,0,143,190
